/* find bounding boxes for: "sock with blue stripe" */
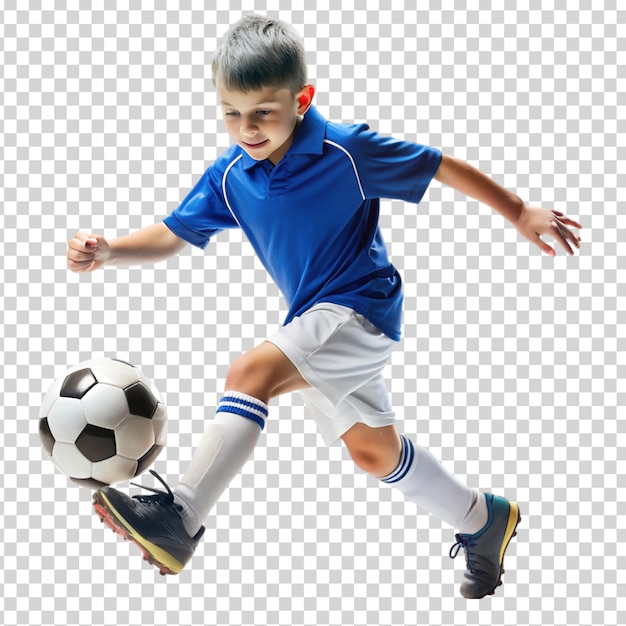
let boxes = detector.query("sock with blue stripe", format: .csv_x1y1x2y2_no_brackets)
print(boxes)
173,391,268,537
380,434,488,534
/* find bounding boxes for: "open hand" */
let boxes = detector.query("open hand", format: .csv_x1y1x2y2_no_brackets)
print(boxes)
514,206,582,256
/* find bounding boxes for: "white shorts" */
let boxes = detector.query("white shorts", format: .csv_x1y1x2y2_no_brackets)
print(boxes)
267,303,397,446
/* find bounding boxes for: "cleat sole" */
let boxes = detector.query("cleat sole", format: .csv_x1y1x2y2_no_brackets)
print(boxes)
93,492,182,575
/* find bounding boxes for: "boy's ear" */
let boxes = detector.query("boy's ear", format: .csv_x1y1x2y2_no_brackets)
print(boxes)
296,84,315,114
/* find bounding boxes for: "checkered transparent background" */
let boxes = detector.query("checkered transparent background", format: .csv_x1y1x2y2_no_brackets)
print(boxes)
1,1,624,625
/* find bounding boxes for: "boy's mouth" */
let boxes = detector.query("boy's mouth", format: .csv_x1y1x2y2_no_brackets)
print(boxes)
241,139,269,150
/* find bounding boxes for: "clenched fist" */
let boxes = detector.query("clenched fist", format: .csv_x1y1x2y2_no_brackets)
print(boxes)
67,233,111,273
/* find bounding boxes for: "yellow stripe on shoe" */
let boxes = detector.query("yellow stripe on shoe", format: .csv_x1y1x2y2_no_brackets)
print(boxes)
98,491,185,574
499,501,520,565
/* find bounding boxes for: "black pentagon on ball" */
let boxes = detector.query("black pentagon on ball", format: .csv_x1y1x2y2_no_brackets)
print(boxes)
39,417,55,455
60,368,97,399
75,424,117,462
124,382,158,418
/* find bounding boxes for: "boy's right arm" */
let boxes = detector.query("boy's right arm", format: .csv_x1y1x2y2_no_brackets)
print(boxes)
67,222,188,273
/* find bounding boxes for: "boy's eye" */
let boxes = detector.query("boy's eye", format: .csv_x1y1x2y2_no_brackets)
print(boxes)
224,110,271,118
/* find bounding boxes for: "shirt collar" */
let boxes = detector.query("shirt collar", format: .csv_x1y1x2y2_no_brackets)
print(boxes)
240,105,327,170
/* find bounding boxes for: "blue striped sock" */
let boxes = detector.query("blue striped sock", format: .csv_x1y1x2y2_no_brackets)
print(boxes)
216,391,268,430
380,434,415,484
378,433,481,530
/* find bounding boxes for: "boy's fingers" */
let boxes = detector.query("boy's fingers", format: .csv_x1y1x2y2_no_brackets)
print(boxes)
554,219,580,251
68,259,94,273
72,233,99,249
533,234,555,257
554,217,582,247
551,222,574,255
554,214,582,230
68,248,95,262
67,239,94,261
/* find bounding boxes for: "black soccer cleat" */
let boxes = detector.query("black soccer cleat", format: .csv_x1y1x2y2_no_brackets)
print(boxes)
93,470,204,575
449,493,521,599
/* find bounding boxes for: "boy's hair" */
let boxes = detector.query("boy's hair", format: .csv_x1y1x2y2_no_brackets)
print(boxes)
211,14,307,94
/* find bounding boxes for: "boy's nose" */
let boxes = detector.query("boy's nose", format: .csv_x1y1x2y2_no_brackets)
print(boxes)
240,118,258,135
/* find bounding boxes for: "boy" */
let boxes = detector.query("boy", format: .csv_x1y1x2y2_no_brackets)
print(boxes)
67,15,581,599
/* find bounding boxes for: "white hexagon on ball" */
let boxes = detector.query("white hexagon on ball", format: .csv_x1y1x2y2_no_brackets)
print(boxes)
92,456,138,485
46,397,88,443
52,442,91,478
115,416,155,459
90,358,140,388
81,383,129,429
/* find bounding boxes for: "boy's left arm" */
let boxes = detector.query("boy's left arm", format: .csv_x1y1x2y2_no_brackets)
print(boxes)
433,154,582,256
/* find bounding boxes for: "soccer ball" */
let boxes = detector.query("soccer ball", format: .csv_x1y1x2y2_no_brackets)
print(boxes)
39,358,167,488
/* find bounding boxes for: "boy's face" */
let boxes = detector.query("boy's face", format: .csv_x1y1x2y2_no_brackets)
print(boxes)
217,84,312,165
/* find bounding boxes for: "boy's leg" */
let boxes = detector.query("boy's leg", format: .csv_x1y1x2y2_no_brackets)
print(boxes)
94,341,308,573
341,422,520,599
173,341,308,535
341,423,487,533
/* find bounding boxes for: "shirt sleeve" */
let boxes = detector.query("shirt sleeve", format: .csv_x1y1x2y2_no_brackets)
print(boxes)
348,124,442,204
163,162,239,249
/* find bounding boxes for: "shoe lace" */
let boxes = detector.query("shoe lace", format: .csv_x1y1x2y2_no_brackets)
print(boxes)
449,533,478,570
130,469,183,512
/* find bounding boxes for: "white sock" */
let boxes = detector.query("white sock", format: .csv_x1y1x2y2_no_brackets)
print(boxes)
173,391,268,537
380,434,488,534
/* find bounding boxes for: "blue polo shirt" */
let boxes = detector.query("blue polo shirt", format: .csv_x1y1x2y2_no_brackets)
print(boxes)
164,106,442,341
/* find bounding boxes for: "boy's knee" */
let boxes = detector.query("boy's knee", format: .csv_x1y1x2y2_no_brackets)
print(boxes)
347,449,380,475
224,354,253,389
223,351,282,404
223,342,306,403
342,424,403,478
224,354,266,398
347,447,399,479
